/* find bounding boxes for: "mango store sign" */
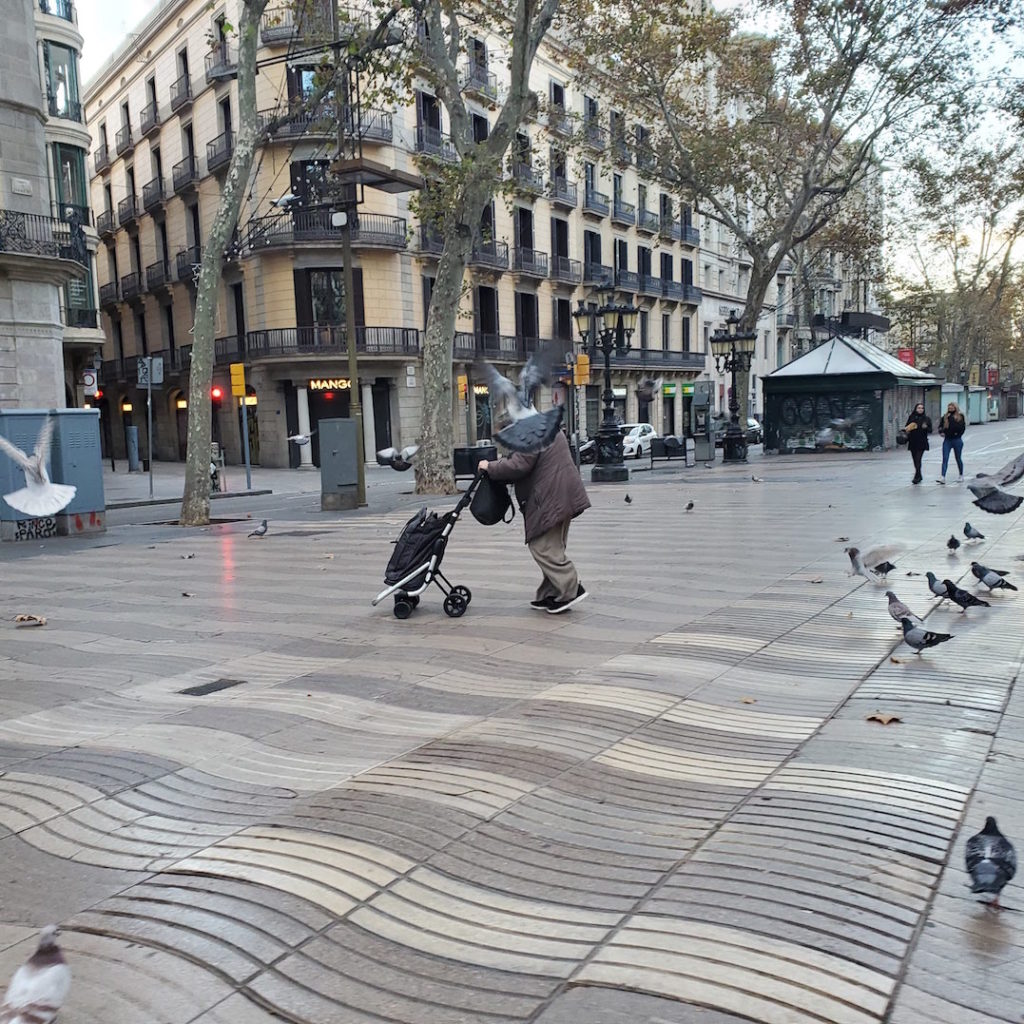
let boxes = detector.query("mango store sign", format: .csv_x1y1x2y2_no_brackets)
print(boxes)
309,378,351,391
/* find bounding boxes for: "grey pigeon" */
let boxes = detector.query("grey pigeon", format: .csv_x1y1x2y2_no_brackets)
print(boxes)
287,429,317,446
971,561,1018,592
942,580,990,613
967,480,1023,515
624,494,632,504
926,571,948,598
901,617,953,654
947,535,961,553
973,451,1024,487
248,518,268,538
885,590,921,626
846,545,899,584
751,474,764,483
966,816,1017,909
685,500,694,512
0,418,76,517
964,522,984,541
376,445,419,472
873,560,897,578
0,925,71,1024
478,344,565,454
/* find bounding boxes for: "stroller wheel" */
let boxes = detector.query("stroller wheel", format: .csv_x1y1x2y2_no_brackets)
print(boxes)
408,594,420,608
393,598,414,620
451,585,472,605
443,594,468,618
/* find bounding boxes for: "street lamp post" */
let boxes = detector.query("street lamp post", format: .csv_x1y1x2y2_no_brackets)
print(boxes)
573,289,639,483
710,309,757,463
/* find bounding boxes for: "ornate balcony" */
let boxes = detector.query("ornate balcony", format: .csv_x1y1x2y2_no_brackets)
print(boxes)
0,211,87,268
247,210,407,250
145,260,171,293
120,271,141,300
175,245,201,282
612,198,635,227
682,283,702,304
583,118,606,150
460,63,500,104
172,154,199,194
142,177,166,213
583,262,612,287
583,188,609,217
511,162,543,193
140,101,160,136
547,177,577,209
116,195,138,230
659,218,682,242
93,145,110,175
638,273,660,297
549,255,582,285
206,131,234,174
777,311,797,328
416,225,445,256
239,325,421,362
614,268,638,291
205,45,237,83
511,247,548,278
96,210,114,238
415,125,457,161
611,348,706,371
547,108,571,136
170,73,193,113
637,209,659,234
661,280,684,302
114,124,134,157
98,282,119,308
469,239,509,271
682,224,701,246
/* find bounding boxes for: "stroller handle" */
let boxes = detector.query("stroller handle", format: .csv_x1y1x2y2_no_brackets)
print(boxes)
453,469,486,513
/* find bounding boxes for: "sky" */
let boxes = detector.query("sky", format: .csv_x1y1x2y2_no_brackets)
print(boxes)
79,0,160,84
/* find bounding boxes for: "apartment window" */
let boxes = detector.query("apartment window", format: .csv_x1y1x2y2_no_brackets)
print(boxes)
145,76,157,108
182,123,195,158
164,304,176,354
479,201,496,240
219,97,232,135
549,79,565,111
661,313,671,351
113,320,124,362
98,123,108,150
683,316,692,352
421,276,435,328
135,311,148,356
53,143,87,212
683,258,694,286
131,236,142,275
660,194,672,221
177,48,190,79
660,252,673,281
637,246,651,278
287,65,318,103
583,229,601,267
609,109,624,143
213,14,229,58
470,37,487,69
42,41,80,118
103,182,112,214
290,160,329,206
120,101,130,131
584,162,596,193
156,221,169,265
584,94,599,122
513,132,531,165
514,207,534,249
296,268,365,327
553,297,572,340
550,148,567,182
638,183,648,213
613,173,623,203
187,203,200,247
126,166,136,200
152,147,163,181
639,310,649,349
514,291,539,341
614,238,628,272
550,217,569,260
416,90,441,130
472,113,488,143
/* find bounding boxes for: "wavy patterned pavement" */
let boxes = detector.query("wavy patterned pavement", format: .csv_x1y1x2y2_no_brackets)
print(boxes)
2,429,1024,1023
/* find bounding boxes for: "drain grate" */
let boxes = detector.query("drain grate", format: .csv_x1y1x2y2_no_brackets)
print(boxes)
178,678,246,696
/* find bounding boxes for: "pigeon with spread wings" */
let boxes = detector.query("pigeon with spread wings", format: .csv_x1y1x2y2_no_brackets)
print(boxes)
0,417,76,517
477,344,565,454
968,450,1024,514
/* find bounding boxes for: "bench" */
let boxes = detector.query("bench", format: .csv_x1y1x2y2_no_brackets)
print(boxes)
649,436,686,463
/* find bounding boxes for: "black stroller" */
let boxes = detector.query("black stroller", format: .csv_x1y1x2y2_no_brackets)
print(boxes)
371,473,487,619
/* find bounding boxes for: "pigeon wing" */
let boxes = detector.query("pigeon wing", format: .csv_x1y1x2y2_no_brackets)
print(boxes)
399,445,419,461
983,451,1024,487
0,434,33,473
495,407,564,454
517,343,566,408
861,544,901,567
973,488,1024,515
477,361,523,416
33,417,55,464
376,447,398,461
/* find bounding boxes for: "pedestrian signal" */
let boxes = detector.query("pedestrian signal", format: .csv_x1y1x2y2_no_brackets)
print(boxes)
573,354,590,386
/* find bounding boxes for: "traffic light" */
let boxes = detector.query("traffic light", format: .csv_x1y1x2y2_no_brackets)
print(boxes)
94,389,104,400
457,374,468,401
211,385,224,401
573,353,590,386
229,362,246,398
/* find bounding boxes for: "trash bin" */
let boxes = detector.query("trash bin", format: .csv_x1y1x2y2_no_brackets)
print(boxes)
454,444,497,480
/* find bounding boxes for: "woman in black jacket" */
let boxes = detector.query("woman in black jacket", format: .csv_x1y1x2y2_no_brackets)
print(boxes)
905,403,932,484
937,401,966,483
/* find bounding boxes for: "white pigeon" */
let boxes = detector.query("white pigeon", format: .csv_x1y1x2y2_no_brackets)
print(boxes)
845,544,900,584
0,925,71,1024
377,445,419,471
0,418,76,518
287,430,316,446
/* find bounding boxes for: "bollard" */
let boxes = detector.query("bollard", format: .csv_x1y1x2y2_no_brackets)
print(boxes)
125,425,140,472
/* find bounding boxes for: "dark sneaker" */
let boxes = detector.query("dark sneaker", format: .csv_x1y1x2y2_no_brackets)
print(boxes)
530,597,554,610
546,585,588,614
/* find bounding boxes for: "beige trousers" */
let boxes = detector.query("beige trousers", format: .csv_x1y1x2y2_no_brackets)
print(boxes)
528,518,579,602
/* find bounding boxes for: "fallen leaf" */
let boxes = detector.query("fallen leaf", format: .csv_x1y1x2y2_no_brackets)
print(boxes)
867,711,901,725
14,614,46,627
182,592,195,598
835,536,849,542
181,553,196,559
324,553,335,560
846,612,854,618
905,571,921,576
809,577,823,584
890,656,904,664
740,697,757,704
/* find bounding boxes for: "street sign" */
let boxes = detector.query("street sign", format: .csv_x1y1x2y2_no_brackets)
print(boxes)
137,356,164,386
229,362,246,397
82,369,97,397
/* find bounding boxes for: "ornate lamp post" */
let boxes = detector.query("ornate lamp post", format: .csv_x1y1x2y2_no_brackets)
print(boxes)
710,309,757,463
573,289,639,482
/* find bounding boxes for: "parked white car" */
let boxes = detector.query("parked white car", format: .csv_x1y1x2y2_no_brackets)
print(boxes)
620,423,658,458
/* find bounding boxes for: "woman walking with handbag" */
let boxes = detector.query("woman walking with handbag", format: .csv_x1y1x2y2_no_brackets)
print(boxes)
936,401,966,483
904,403,932,485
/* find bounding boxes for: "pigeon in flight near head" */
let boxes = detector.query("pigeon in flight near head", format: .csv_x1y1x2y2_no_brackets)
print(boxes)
377,445,419,472
287,429,317,446
966,816,1016,909
964,522,984,541
0,924,71,1024
0,418,76,518
942,580,990,612
477,344,565,454
973,451,1024,488
971,561,1017,592
901,617,953,654
947,535,961,554
885,590,921,626
248,518,268,538
967,452,1024,515
925,571,948,598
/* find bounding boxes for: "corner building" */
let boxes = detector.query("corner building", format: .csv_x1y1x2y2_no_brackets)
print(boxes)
84,1,713,467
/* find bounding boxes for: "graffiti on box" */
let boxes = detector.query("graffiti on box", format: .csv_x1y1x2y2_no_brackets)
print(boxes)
768,390,879,452
13,516,57,541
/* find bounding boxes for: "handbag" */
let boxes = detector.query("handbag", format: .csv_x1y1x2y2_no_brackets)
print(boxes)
896,429,909,445
470,474,515,525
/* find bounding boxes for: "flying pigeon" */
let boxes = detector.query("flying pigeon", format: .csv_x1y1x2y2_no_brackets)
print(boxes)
377,445,419,472
942,580,990,612
901,617,953,654
966,816,1016,909
971,561,1017,592
947,535,961,554
815,409,866,446
846,545,899,584
964,522,984,541
478,345,565,454
248,518,268,538
0,418,76,518
886,590,921,626
287,430,317,446
926,571,948,599
966,449,1024,515
0,925,71,1024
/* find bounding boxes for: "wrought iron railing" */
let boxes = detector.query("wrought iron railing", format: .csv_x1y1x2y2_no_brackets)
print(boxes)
170,73,192,112
415,125,457,161
549,255,582,284
140,101,160,135
142,178,165,211
584,188,609,216
583,262,613,286
612,198,636,225
469,239,509,270
548,178,577,207
206,131,234,173
511,247,548,276
47,94,83,122
117,195,138,227
115,124,134,155
172,154,199,192
0,210,86,266
247,210,407,249
233,325,421,362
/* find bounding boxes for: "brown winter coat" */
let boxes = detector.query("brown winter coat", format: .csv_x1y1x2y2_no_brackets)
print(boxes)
485,432,591,543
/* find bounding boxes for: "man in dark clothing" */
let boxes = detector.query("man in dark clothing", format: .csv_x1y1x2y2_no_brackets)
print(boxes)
480,432,591,613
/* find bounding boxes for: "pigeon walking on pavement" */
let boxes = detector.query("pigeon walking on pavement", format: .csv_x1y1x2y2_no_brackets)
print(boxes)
966,816,1017,909
947,535,961,554
886,591,922,626
376,445,419,472
873,560,897,578
942,580,990,613
900,617,953,654
971,561,1018,592
926,571,948,599
964,522,985,541
0,418,76,517
846,545,899,584
478,344,565,454
0,925,71,1024
248,518,268,538
685,500,694,512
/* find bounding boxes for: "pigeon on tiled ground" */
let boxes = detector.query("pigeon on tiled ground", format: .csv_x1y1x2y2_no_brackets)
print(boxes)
248,519,268,538
873,560,897,578
0,418,76,517
0,925,71,1024
964,522,984,541
886,591,921,626
947,535,961,554
971,562,1018,592
846,545,899,584
966,816,1017,909
942,580,990,612
926,571,948,598
901,618,953,654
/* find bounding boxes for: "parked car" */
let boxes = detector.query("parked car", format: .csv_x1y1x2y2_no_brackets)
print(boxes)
620,423,658,459
713,417,763,447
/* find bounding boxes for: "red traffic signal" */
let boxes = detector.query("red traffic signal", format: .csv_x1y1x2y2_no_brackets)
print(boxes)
94,388,104,400
211,385,224,400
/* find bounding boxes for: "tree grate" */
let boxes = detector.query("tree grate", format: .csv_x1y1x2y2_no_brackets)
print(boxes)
178,678,247,696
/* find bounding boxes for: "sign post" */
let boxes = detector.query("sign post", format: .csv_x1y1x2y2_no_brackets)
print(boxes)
230,362,251,491
137,356,164,498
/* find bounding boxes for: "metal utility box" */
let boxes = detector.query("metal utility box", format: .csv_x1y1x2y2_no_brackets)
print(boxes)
454,443,497,480
0,409,105,541
319,418,359,510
